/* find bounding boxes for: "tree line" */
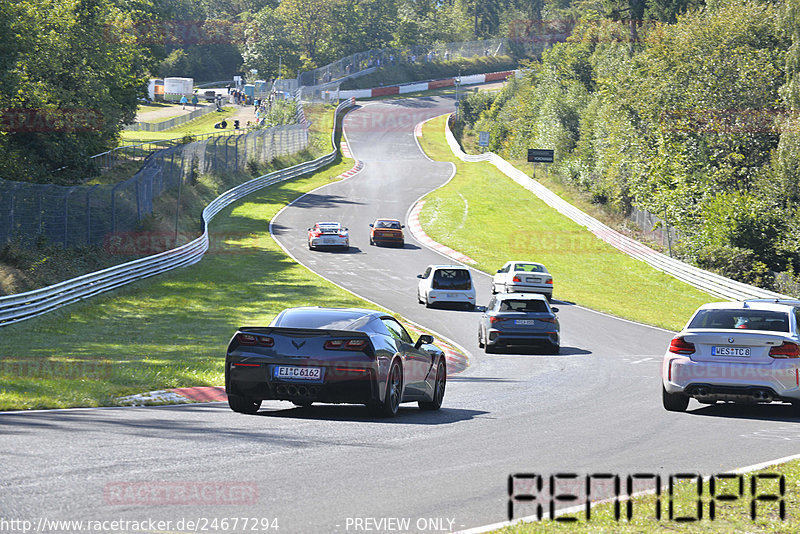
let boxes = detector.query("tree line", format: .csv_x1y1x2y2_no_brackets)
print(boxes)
459,0,800,292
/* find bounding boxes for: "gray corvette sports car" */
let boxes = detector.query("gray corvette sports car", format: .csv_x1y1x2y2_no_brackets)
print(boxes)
225,307,447,417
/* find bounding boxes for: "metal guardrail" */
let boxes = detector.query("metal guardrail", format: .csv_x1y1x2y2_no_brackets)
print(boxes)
443,116,789,301
0,99,354,326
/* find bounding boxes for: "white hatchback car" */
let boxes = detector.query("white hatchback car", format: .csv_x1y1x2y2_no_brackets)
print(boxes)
662,299,800,414
492,261,553,301
417,265,476,310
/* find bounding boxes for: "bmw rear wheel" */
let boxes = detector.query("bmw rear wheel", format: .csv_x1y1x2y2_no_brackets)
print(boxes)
662,385,689,412
419,359,446,411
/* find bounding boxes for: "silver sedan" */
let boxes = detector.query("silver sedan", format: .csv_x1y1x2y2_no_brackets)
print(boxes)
478,293,560,354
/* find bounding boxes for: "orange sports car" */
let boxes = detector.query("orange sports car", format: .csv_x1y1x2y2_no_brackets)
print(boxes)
369,218,405,247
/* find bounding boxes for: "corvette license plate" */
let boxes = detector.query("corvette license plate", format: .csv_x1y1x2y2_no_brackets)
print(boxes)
711,346,751,357
274,366,323,381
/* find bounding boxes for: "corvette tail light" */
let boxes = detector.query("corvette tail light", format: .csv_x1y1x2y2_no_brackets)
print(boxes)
237,333,258,345
236,333,273,346
668,336,695,355
324,339,368,351
769,342,800,358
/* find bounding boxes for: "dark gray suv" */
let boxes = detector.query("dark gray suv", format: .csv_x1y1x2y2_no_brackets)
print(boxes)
478,293,560,354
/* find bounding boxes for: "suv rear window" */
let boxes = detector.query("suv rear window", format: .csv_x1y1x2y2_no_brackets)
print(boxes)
499,299,549,312
688,309,790,332
432,269,471,290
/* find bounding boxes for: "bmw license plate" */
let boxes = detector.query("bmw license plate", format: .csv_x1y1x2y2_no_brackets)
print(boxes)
515,319,537,325
274,366,323,381
526,277,540,283
711,346,751,357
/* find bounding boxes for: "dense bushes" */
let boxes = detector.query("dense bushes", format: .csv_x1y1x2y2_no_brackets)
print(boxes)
461,0,800,292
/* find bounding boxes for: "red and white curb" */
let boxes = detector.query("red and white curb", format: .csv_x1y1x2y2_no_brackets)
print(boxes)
414,122,424,137
340,139,353,158
408,200,477,265
333,158,363,180
117,386,227,406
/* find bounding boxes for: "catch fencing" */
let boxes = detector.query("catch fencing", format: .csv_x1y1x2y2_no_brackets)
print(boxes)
442,115,788,301
0,99,353,326
0,124,308,249
629,206,680,252
124,104,219,132
297,38,508,88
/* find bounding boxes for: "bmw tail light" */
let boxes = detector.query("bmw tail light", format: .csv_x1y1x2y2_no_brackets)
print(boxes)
668,336,695,355
512,275,521,283
769,342,800,358
237,333,258,345
325,339,368,351
546,279,553,285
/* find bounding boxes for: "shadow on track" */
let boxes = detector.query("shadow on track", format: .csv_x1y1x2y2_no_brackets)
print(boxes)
257,405,487,424
687,402,800,423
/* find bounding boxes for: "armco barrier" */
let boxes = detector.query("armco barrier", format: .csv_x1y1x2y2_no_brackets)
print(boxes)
0,99,356,327
333,70,518,101
442,116,789,302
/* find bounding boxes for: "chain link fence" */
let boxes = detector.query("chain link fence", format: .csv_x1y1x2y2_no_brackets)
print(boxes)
630,206,680,254
297,38,509,88
0,124,308,248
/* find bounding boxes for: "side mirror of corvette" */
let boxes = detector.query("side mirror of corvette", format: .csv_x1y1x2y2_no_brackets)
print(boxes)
415,334,434,349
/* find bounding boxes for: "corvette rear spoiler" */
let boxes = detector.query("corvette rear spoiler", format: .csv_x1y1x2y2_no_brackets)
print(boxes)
236,327,370,338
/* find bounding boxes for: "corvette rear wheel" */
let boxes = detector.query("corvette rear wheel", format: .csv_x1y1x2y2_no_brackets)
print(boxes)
228,394,261,414
419,359,446,411
662,385,689,412
369,360,403,417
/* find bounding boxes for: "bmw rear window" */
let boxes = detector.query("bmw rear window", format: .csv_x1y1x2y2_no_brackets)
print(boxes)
432,269,471,290
688,309,790,332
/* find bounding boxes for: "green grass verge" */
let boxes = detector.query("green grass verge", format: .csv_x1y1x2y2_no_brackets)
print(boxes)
0,155,369,410
120,106,238,144
417,115,713,332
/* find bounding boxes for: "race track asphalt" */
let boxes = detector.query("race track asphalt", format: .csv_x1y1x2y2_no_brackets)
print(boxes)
2,95,800,533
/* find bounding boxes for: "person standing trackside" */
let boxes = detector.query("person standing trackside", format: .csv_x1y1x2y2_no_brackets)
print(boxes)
191,92,198,109
180,95,188,109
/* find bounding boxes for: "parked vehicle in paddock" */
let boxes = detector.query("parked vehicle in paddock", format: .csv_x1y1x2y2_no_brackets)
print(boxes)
417,265,476,310
662,299,800,414
369,218,405,247
492,261,553,301
225,307,447,417
478,293,560,354
307,222,349,250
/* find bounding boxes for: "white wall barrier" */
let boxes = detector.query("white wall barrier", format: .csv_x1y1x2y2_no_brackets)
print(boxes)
443,116,789,302
0,99,356,327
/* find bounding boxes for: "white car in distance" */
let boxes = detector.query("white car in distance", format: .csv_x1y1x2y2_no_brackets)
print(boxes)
307,222,350,250
492,261,553,301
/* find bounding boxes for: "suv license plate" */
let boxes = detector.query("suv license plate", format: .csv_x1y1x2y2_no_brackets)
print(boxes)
711,346,751,357
274,366,323,381
515,319,537,325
